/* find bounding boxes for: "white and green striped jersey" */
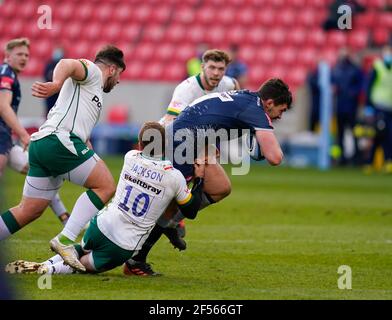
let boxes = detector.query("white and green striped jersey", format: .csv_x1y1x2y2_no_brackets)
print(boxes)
31,59,103,154
97,150,192,251
166,74,236,116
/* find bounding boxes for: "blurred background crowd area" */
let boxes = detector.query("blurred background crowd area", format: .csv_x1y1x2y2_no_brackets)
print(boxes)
1,0,392,170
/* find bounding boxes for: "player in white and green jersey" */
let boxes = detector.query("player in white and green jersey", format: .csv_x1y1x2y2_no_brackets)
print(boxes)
0,45,126,272
159,49,239,126
5,122,206,274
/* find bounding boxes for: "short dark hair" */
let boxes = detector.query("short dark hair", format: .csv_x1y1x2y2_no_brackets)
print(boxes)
138,122,165,157
202,49,231,65
94,45,126,70
258,78,293,108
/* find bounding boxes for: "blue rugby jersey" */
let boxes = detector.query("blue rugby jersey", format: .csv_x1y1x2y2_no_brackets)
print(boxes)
0,63,21,138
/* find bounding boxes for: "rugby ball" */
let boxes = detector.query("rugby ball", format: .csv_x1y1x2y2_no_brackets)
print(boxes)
246,133,264,161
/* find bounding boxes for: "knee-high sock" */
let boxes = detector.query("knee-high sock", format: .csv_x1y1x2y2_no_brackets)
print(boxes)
132,224,165,262
60,190,104,241
0,210,20,240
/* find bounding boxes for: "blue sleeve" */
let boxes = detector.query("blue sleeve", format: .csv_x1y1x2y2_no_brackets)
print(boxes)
237,103,273,131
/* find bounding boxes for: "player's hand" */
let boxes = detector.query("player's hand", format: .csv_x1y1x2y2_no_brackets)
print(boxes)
194,158,206,178
20,133,31,151
32,81,62,98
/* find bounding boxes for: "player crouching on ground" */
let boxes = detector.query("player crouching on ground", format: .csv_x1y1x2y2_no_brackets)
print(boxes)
5,122,205,275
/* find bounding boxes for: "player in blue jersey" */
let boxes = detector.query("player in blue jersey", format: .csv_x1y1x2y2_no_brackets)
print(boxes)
0,38,69,225
124,78,292,275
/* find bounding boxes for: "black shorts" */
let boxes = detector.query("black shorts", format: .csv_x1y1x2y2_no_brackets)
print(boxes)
0,133,12,155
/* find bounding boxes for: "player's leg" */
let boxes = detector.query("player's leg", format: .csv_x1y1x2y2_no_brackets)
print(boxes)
50,157,115,272
0,154,8,179
8,144,70,224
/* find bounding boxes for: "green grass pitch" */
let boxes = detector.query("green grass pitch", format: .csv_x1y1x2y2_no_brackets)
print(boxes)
2,157,392,300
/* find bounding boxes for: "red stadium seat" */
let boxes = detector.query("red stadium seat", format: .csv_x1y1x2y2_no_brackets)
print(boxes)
102,23,122,42
134,4,153,23
255,8,276,26
287,27,307,46
266,28,287,46
244,27,266,45
255,46,276,64
185,25,206,44
142,24,166,43
121,24,142,42
124,62,144,80
372,28,390,47
225,26,246,45
154,43,175,62
32,39,53,60
172,6,195,25
114,3,133,22
23,57,42,77
142,62,164,81
306,29,326,46
162,62,186,82
276,47,297,66
238,45,256,63
95,4,114,22
378,13,392,29
280,8,296,27
299,46,318,68
107,105,129,124
165,23,187,43
132,42,155,61
195,6,215,25
0,1,17,18
326,31,348,48
84,23,102,41
19,2,36,19
205,25,226,46
75,3,94,21
150,5,172,24
347,29,369,50
174,43,195,62
216,7,236,25
54,2,74,21
236,8,256,26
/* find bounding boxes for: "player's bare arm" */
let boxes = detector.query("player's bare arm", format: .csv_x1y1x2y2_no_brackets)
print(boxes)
32,59,87,98
255,130,283,166
0,90,30,149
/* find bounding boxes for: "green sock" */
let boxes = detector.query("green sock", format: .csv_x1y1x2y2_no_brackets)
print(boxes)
58,233,74,245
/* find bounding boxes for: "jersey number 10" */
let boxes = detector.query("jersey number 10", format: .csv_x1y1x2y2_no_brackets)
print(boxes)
119,185,150,217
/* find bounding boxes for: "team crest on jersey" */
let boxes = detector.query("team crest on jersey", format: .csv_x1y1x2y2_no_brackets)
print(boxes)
0,76,13,90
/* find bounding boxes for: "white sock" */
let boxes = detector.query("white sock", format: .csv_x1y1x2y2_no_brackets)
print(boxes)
43,254,63,266
49,193,67,218
0,217,11,240
48,261,75,274
61,192,98,241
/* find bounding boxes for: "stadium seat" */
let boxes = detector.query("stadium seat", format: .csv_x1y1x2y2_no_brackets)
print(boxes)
276,47,297,65
243,26,267,45
75,3,94,21
347,29,369,50
173,43,195,62
205,25,226,46
216,7,236,25
372,28,390,47
225,26,246,45
107,105,129,125
236,8,256,26
161,62,186,82
114,3,133,22
287,27,307,46
121,24,142,42
102,23,122,43
255,46,276,64
171,6,195,25
132,42,155,61
267,28,287,46
185,25,206,44
150,5,172,24
326,31,348,48
165,23,187,43
55,2,74,21
142,62,164,81
142,24,166,43
124,62,144,80
195,6,215,25
154,43,175,62
84,22,102,41
95,3,114,21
